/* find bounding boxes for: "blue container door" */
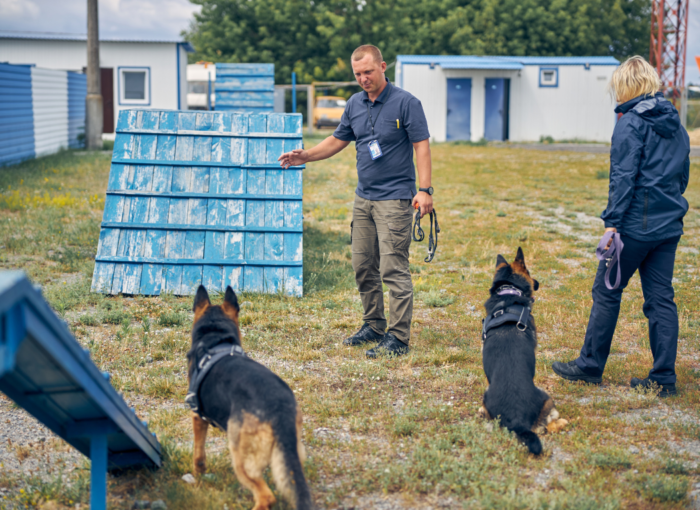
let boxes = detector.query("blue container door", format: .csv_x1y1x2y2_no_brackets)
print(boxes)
484,78,510,141
446,78,471,141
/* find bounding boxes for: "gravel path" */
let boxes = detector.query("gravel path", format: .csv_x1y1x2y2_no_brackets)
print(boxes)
0,394,84,483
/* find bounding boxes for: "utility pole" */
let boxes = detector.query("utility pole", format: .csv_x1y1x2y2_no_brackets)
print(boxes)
85,0,103,150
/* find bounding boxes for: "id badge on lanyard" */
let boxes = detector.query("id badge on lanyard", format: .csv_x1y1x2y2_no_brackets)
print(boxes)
366,85,392,161
368,140,383,160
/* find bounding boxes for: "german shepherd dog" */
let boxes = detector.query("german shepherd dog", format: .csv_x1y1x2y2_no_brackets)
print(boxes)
187,286,312,510
479,248,567,455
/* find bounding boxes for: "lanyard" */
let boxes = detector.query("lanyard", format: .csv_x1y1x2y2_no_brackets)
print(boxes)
366,85,393,135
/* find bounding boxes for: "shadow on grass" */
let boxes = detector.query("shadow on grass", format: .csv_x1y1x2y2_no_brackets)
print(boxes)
303,224,353,294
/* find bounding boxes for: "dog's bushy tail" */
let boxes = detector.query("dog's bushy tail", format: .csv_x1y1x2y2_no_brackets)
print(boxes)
271,418,313,509
513,427,542,456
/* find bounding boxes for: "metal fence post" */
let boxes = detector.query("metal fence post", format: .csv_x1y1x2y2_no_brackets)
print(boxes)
307,84,315,135
90,434,108,510
291,72,297,113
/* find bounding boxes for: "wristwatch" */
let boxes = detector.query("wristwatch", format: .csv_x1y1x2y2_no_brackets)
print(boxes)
419,187,434,195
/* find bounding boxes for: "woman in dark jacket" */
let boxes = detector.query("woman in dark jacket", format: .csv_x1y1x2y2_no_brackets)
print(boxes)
552,56,691,397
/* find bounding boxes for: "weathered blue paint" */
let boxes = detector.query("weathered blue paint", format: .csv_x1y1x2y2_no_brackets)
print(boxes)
215,63,275,113
0,271,161,510
92,109,304,296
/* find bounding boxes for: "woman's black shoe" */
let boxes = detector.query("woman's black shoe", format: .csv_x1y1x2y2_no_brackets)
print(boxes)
343,323,384,346
630,377,677,397
365,333,409,358
552,360,602,384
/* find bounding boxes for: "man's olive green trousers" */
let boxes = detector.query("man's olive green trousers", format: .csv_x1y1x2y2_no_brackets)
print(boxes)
351,195,413,344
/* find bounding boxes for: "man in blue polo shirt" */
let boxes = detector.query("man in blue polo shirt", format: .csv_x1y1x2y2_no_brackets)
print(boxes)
278,44,433,357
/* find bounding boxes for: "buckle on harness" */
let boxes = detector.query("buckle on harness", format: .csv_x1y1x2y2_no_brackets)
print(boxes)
516,307,528,331
493,309,504,318
198,354,211,370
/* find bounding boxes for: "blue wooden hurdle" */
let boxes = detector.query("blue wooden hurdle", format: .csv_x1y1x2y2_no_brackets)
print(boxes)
214,63,275,113
0,271,161,510
91,109,305,297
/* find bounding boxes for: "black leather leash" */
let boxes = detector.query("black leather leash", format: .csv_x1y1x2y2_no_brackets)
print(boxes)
412,206,440,263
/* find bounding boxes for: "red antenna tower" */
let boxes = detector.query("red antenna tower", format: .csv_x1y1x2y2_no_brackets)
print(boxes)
649,0,689,108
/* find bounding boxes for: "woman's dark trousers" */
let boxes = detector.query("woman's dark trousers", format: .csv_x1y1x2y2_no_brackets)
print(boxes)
575,235,680,384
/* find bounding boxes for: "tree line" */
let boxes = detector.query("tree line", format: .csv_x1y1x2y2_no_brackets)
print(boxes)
184,0,651,84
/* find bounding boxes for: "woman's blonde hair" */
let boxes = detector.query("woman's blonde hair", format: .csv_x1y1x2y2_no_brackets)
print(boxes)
609,56,662,104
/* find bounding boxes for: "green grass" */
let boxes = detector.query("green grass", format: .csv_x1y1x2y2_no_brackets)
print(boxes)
0,145,699,508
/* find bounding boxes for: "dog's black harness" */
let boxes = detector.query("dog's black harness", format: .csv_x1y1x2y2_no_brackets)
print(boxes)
185,339,246,420
412,206,440,263
482,285,532,341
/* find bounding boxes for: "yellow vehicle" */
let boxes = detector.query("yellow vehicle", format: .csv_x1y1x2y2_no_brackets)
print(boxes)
313,96,347,128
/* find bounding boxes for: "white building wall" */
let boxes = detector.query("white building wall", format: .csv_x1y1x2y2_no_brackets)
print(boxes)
31,67,68,156
514,65,616,142
399,62,617,143
0,38,186,120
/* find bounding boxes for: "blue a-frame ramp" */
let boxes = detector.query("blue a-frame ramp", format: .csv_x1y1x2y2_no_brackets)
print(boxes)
0,271,161,509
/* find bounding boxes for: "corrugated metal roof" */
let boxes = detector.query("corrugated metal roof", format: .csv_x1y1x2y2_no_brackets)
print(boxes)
397,55,619,67
0,31,195,51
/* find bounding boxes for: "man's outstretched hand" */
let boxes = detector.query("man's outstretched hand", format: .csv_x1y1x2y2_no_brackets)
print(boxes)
278,149,309,169
412,191,433,218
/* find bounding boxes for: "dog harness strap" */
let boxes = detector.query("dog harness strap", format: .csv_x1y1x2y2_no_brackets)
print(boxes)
412,207,441,263
185,342,247,419
596,231,624,290
482,304,532,340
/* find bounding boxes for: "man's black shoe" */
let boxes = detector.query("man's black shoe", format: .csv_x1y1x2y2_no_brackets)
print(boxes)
631,377,677,398
552,360,602,384
365,333,409,358
343,323,384,346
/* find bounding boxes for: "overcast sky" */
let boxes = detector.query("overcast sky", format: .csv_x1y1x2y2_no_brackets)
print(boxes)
0,0,699,84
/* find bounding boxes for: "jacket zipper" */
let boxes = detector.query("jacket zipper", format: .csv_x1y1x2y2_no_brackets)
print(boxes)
642,189,649,231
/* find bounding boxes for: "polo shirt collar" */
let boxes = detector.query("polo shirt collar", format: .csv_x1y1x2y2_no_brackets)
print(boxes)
362,78,392,105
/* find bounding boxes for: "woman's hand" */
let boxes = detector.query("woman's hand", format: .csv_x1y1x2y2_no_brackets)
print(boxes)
605,227,617,249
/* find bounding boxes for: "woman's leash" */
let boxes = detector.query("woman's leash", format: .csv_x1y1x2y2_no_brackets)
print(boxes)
596,231,624,290
412,206,440,263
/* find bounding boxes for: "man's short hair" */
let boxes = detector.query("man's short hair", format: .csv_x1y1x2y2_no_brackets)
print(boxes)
610,56,661,104
351,45,383,65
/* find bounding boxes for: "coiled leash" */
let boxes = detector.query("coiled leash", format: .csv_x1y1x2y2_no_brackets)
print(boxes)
412,206,440,263
596,231,624,290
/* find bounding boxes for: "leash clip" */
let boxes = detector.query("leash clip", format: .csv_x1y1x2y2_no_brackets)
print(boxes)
198,354,211,369
516,307,528,331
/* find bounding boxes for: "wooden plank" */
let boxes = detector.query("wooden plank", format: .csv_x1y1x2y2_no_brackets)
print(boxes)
180,112,213,295
91,228,120,292
223,266,243,291
140,110,176,295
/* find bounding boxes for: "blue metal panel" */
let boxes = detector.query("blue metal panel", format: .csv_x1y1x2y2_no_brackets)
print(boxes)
484,78,509,142
92,109,304,296
215,63,275,113
446,78,471,142
0,63,34,166
67,72,87,148
0,271,161,509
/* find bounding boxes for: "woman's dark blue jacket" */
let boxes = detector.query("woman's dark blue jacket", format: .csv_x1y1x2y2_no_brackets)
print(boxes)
601,92,690,241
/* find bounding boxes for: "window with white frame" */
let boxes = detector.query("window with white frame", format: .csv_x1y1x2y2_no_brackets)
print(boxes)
119,67,150,105
539,67,558,87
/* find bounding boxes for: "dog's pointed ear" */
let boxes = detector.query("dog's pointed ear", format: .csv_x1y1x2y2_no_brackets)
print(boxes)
533,279,540,291
224,286,240,313
515,247,526,265
193,285,210,313
496,254,508,268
